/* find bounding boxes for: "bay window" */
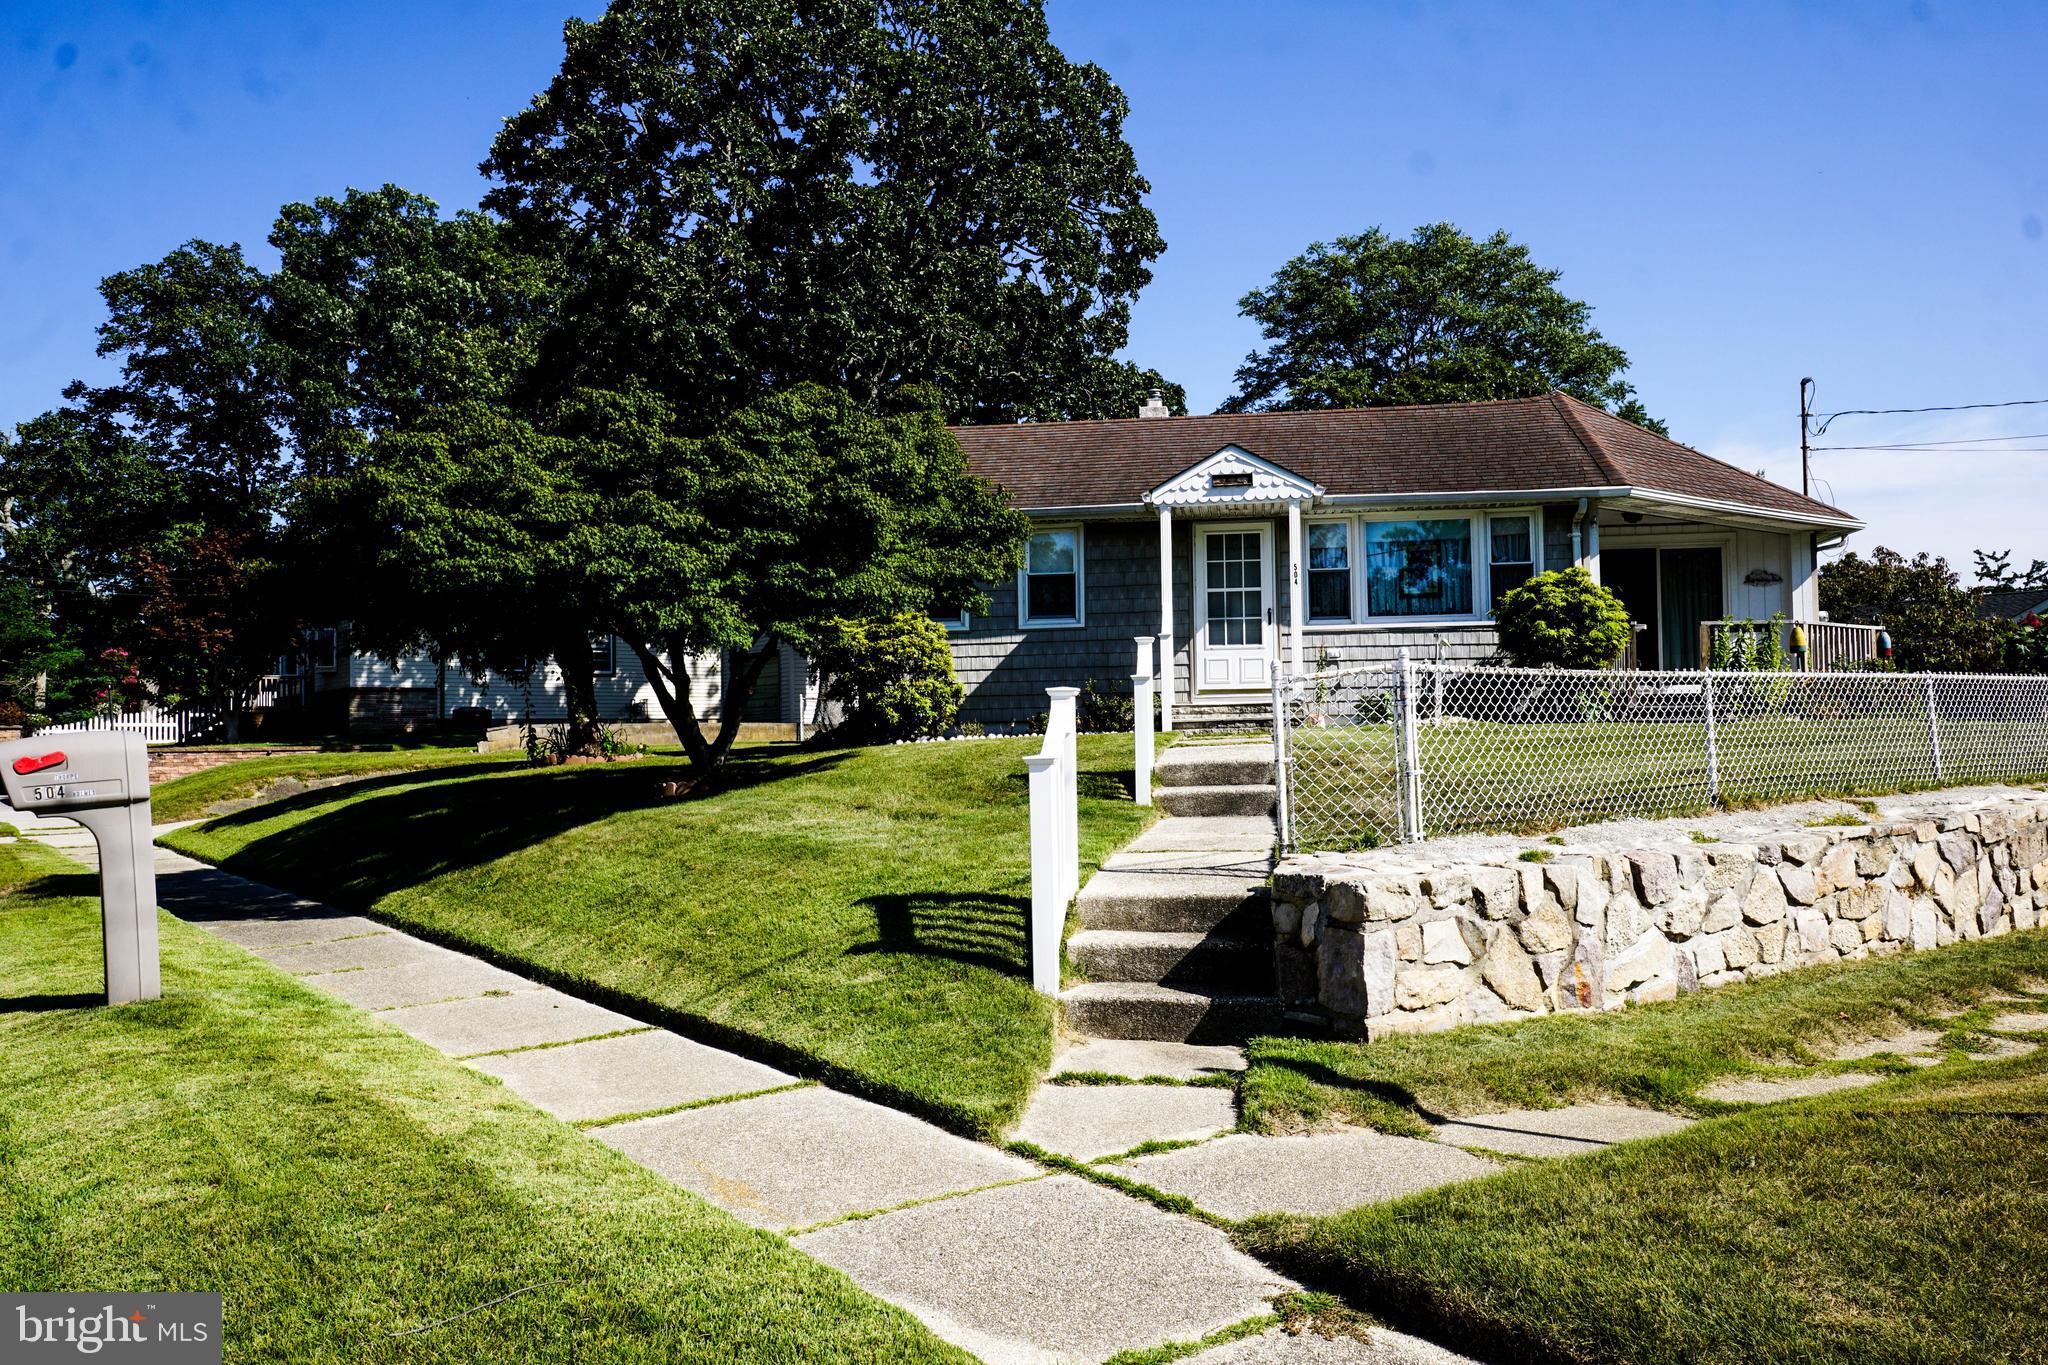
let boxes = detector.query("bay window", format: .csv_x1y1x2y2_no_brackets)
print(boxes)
1298,509,1546,625
1020,525,1084,627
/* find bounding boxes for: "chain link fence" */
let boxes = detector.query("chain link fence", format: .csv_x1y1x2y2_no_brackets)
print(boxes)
1274,656,2048,851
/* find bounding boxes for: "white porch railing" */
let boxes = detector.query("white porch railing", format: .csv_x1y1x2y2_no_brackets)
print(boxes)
1023,686,1080,996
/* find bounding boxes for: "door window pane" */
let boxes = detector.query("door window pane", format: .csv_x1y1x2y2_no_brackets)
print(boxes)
1488,515,1536,612
1205,531,1264,646
1307,521,1351,622
1365,519,1473,616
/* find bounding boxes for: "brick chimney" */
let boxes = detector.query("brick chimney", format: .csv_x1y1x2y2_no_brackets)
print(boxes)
1137,387,1170,419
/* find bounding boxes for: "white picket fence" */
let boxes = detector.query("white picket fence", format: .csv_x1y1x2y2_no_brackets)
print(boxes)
39,704,221,745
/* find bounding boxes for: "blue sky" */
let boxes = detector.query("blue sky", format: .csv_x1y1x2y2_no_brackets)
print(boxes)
4,1,2044,573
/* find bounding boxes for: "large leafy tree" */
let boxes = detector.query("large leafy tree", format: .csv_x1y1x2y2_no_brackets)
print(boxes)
480,0,1166,427
1222,222,1664,432
332,383,1024,767
1819,547,2007,673
1972,548,2048,594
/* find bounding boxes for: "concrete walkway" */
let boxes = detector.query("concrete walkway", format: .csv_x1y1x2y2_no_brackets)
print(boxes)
25,820,1462,1365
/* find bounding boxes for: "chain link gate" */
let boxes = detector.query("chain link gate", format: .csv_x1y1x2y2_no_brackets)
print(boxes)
1276,651,2048,852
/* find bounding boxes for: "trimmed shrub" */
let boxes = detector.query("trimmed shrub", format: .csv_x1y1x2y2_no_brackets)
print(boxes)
1494,567,1632,669
815,614,963,741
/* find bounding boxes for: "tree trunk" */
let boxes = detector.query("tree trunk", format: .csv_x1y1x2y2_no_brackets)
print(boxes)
556,628,603,756
629,636,774,775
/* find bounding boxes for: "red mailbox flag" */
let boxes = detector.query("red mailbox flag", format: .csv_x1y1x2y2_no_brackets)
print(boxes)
12,751,67,775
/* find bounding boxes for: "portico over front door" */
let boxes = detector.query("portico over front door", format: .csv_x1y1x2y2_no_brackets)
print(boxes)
1194,522,1274,692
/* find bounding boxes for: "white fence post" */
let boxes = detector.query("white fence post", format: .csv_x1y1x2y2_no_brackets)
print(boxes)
1024,749,1063,995
1702,666,1722,806
1924,674,1945,782
1394,649,1424,843
1046,686,1080,908
1023,686,1082,996
1271,668,1292,850
1132,637,1155,808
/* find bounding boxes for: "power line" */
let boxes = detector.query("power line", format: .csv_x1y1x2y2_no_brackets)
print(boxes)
1812,445,2048,454
1811,431,2048,450
1813,395,2048,435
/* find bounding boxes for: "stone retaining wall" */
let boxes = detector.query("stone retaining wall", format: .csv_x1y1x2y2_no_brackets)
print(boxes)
1272,789,2048,1039
147,747,321,783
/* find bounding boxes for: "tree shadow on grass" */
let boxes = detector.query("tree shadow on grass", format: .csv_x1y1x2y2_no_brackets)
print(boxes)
994,768,1137,803
850,891,1029,976
1253,1053,1450,1126
184,748,854,908
0,991,102,1013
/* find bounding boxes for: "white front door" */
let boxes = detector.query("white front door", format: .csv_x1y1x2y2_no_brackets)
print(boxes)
1195,522,1274,692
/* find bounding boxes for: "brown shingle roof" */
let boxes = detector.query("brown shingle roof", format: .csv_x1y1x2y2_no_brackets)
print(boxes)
952,392,1857,526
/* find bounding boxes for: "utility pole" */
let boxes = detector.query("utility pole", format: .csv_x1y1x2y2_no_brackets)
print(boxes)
1799,376,1814,498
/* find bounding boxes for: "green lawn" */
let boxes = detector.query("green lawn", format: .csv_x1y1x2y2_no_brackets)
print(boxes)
1242,929,2048,1135
1238,1050,2048,1365
153,747,519,823
1288,714,2048,849
159,737,1152,1136
0,841,968,1364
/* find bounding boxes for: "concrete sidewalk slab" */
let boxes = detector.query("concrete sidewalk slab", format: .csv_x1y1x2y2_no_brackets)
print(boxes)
470,1029,796,1123
1123,1131,1496,1219
1128,815,1275,853
1053,1039,1246,1080
796,1174,1293,1365
1191,1325,1480,1365
595,1086,1036,1230
1822,1027,1944,1060
305,956,542,1012
1010,1082,1236,1160
1697,1072,1885,1104
1989,1011,2048,1032
192,913,391,951
261,931,455,975
381,989,643,1057
1431,1104,1693,1157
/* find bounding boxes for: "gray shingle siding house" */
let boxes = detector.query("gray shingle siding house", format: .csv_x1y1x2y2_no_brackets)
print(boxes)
946,392,1865,729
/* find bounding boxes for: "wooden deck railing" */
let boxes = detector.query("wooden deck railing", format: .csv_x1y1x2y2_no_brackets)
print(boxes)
1698,619,1881,673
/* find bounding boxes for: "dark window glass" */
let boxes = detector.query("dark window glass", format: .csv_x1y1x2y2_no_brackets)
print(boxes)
1365,520,1473,616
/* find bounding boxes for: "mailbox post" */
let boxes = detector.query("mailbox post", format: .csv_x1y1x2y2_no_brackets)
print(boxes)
0,732,159,1004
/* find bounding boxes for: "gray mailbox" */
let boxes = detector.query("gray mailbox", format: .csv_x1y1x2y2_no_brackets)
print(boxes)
0,732,159,1004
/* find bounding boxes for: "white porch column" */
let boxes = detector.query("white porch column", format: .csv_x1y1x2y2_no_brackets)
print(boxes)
1286,499,1304,676
1584,500,1602,583
1156,503,1175,732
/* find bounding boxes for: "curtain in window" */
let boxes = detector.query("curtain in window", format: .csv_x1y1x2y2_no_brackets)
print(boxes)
1366,519,1473,616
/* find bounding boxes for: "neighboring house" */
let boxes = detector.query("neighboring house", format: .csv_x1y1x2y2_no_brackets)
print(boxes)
264,628,826,736
945,391,1865,728
1975,587,2048,623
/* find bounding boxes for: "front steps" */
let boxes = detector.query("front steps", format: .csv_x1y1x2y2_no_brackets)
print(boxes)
1059,742,1282,1043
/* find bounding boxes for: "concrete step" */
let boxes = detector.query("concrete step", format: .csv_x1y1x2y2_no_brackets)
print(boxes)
1068,930,1273,990
1155,742,1274,788
1166,707,1272,734
1076,858,1271,934
1060,982,1284,1043
1125,815,1276,854
1155,783,1276,818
